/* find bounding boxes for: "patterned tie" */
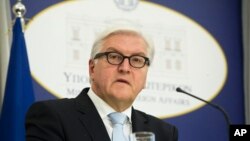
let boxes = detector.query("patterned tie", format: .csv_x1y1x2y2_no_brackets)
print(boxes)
108,112,128,141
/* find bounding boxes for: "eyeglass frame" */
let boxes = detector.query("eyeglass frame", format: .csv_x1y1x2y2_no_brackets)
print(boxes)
93,52,150,68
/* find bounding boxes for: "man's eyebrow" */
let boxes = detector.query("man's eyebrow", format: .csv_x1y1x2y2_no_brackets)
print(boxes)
105,47,117,52
105,47,147,56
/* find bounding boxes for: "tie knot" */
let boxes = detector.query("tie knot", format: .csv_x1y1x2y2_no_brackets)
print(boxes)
108,112,127,125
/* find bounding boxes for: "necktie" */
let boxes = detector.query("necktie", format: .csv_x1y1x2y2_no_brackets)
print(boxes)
108,112,128,141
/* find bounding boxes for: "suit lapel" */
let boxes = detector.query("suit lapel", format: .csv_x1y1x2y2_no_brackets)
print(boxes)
131,108,150,132
74,88,110,141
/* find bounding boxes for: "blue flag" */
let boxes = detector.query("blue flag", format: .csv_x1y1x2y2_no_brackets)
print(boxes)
0,18,35,141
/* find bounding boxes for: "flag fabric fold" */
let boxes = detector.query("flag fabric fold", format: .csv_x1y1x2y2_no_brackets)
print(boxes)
0,18,35,141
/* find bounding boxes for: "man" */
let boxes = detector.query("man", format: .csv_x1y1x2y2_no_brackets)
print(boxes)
26,27,178,141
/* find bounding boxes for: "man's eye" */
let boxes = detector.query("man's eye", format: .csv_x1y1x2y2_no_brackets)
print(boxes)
132,57,144,63
109,53,121,60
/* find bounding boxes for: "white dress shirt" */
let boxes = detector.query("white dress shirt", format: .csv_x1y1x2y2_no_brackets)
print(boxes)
87,88,132,141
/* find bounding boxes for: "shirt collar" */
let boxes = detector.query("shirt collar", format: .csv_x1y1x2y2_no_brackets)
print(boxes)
87,88,132,122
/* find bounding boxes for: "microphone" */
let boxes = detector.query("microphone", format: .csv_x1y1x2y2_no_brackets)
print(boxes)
176,87,231,128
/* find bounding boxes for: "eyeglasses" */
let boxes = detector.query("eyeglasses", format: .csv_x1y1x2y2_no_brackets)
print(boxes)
94,52,150,68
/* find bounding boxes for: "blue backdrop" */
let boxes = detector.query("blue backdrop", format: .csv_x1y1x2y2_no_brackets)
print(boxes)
11,0,244,141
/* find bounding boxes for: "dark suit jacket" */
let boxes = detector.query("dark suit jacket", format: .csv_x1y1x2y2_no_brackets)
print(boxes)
26,88,178,141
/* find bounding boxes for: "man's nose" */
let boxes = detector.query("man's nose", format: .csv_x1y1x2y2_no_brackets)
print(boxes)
118,58,131,73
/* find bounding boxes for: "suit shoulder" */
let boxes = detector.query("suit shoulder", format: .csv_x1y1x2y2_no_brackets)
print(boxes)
32,98,73,106
27,98,75,115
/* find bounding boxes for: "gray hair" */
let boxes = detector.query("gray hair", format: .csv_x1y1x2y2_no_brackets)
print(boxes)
90,27,155,64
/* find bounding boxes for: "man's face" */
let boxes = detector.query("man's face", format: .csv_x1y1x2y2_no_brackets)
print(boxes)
89,33,149,110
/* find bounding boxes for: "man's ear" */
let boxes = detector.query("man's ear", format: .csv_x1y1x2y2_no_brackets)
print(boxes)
89,59,95,79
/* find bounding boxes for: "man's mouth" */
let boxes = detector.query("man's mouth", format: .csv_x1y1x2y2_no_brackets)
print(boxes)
116,79,130,85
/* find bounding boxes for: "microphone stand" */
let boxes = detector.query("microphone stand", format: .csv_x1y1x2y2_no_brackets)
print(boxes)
176,87,231,139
